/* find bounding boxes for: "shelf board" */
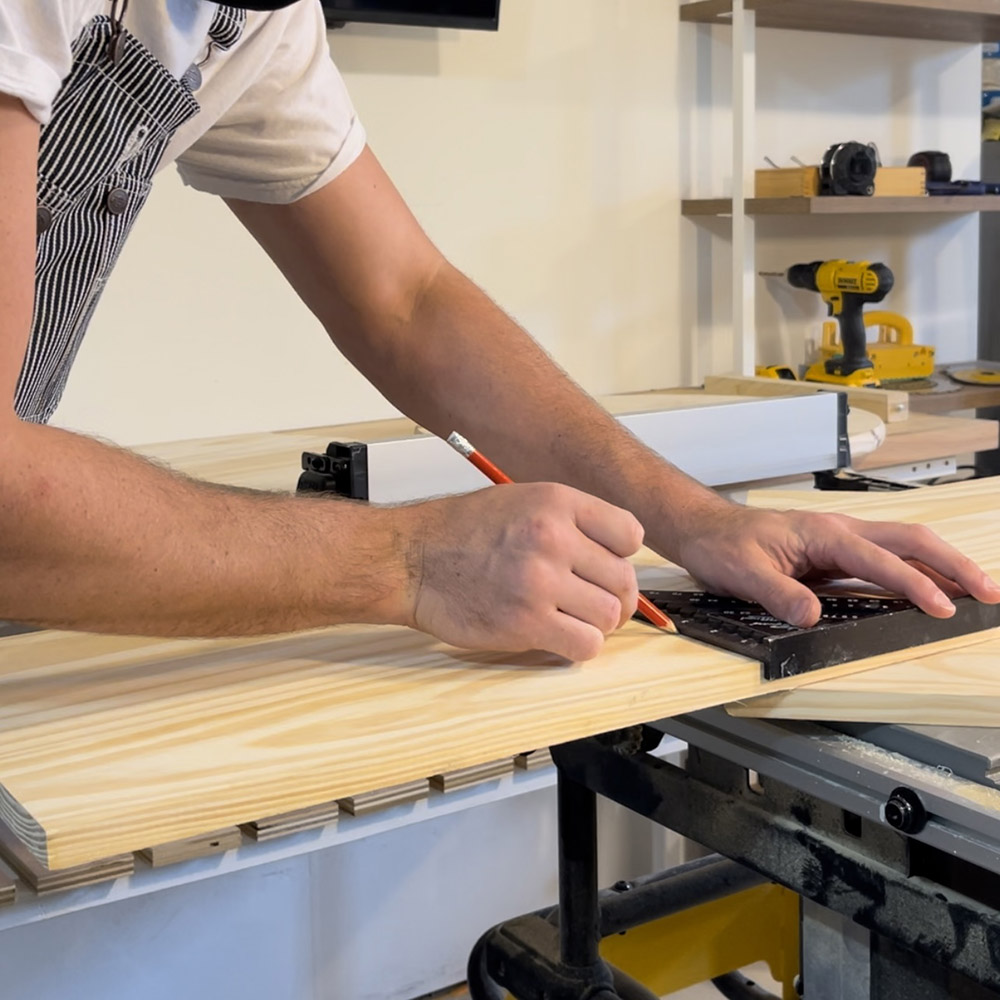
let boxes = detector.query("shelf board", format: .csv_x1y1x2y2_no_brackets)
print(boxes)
681,196,1000,217
679,0,1000,43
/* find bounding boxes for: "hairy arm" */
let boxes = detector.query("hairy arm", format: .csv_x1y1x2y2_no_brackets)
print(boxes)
230,146,1000,627
0,97,415,636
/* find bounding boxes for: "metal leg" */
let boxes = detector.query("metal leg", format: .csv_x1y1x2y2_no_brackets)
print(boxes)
557,768,601,970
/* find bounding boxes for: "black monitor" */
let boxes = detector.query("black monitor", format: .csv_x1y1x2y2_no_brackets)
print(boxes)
323,0,500,30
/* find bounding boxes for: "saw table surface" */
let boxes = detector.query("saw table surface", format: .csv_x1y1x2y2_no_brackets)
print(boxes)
2,427,1000,870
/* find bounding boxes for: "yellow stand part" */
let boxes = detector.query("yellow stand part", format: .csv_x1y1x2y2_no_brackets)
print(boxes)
599,883,801,998
806,311,935,387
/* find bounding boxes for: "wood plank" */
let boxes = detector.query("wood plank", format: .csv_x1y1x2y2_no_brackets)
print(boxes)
338,780,430,817
139,827,243,868
0,598,916,870
0,819,131,895
727,635,1000,724
681,197,1000,218
430,758,514,793
680,0,1000,43
852,412,998,470
703,373,908,423
241,801,339,842
4,450,1000,869
514,749,554,771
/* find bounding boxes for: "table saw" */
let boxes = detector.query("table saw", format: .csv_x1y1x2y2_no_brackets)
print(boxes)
470,711,1000,999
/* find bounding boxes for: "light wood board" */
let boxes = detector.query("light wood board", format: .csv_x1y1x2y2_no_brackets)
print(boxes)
702,373,908,424
729,481,1000,724
852,412,998,471
0,579,915,870
3,438,1000,869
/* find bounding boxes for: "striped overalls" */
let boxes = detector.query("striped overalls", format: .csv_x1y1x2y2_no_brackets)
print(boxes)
15,7,246,424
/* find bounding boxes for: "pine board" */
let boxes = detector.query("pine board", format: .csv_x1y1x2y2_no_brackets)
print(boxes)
0,586,902,870
3,442,999,868
0,818,131,895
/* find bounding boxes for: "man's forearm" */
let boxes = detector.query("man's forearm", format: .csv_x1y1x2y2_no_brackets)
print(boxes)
0,420,413,635
349,262,732,560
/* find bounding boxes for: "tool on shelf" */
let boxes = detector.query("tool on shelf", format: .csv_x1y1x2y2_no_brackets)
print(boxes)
907,149,1000,196
820,141,879,196
761,260,895,386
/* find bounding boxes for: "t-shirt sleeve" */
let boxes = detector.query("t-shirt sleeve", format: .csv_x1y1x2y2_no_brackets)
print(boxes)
0,5,82,125
175,2,366,205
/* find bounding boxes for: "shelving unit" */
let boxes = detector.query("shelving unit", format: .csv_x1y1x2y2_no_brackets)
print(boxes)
680,0,1000,44
680,0,1000,374
683,195,1000,216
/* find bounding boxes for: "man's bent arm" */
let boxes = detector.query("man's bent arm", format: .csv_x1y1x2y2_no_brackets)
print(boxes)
0,96,414,636
229,146,1000,625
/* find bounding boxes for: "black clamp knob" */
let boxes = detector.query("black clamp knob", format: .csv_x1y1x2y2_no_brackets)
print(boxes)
884,786,927,834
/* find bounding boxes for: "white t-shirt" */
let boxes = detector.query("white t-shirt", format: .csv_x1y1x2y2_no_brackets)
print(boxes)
0,0,366,203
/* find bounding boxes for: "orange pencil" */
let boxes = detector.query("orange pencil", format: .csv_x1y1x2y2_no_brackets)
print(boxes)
445,432,677,633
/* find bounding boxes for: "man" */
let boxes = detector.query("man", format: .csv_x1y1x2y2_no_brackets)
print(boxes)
1,0,997,661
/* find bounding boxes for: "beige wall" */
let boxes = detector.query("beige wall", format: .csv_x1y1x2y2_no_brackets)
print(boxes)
52,1,982,446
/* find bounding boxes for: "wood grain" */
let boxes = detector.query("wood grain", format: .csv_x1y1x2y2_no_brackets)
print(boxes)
727,638,1000,724
0,819,131,895
852,412,998,471
4,439,1000,869
702,373,908,423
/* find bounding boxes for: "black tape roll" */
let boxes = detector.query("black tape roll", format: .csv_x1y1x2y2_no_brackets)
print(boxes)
820,141,879,196
907,150,952,183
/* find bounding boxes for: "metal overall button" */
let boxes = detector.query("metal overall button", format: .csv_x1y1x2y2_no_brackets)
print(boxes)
36,206,53,234
105,187,130,215
181,63,203,91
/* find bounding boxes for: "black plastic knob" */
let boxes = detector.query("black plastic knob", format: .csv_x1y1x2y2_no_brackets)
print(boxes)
884,786,926,834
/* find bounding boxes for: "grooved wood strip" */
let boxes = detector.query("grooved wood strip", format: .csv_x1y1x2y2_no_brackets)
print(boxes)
241,801,339,842
139,827,243,868
338,779,430,817
430,758,514,793
514,749,554,771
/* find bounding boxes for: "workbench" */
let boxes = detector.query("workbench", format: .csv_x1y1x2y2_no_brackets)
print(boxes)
0,396,997,1000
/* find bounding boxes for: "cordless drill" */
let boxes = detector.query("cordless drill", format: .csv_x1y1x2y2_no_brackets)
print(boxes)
783,260,894,378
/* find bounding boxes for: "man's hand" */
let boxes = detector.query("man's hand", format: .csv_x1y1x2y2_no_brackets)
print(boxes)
673,503,1000,627
401,483,644,661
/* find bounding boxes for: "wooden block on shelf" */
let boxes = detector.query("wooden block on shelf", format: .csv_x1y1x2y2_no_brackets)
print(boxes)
853,412,999,471
514,748,554,771
241,801,340,842
702,374,909,423
754,166,925,199
430,758,514,794
338,779,429,818
139,826,243,868
0,819,130,895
